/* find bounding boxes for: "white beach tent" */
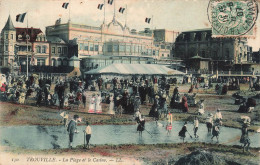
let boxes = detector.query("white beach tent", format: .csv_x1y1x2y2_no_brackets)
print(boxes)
85,64,185,76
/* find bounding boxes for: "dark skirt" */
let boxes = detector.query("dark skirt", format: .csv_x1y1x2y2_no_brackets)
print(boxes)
212,129,219,136
137,121,145,131
206,122,213,128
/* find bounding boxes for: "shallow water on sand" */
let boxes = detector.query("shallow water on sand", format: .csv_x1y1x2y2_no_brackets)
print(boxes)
0,121,259,149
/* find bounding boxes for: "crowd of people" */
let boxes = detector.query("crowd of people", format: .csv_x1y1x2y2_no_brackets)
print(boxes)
0,73,257,152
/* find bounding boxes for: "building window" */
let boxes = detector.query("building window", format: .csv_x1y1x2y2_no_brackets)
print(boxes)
90,43,94,51
36,46,41,53
213,51,217,58
63,59,68,66
80,43,83,50
107,45,112,52
162,54,164,57
4,45,8,51
37,58,45,66
42,46,46,53
5,34,8,39
63,47,67,54
167,54,170,57
94,45,99,51
166,46,171,50
225,49,229,58
148,49,152,55
131,45,135,53
51,47,55,54
84,44,88,51
119,45,125,52
113,45,119,52
11,34,13,39
202,50,206,57
58,47,61,53
161,45,165,49
57,59,62,66
153,50,155,55
126,45,131,52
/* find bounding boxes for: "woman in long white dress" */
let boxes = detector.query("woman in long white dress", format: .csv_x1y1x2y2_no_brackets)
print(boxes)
88,94,95,113
95,94,102,113
108,95,115,114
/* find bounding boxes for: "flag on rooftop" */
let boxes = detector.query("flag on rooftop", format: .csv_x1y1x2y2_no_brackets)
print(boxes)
62,3,69,9
16,13,26,23
119,7,125,14
145,17,151,24
108,0,113,5
97,4,104,10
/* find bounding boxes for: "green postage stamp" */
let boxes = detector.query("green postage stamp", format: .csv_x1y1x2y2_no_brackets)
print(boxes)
209,0,258,37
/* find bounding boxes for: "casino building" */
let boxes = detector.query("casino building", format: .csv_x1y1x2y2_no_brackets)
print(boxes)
45,13,162,71
0,12,179,72
174,28,253,72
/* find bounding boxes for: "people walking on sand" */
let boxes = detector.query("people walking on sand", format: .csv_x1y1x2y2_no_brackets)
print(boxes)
88,94,95,113
166,112,173,135
67,115,79,149
197,99,205,115
137,116,145,137
84,121,91,149
82,89,87,109
211,122,220,143
214,108,222,125
60,111,69,127
193,116,199,138
95,94,102,113
108,94,115,114
179,122,188,142
240,123,250,152
181,96,189,113
206,113,213,134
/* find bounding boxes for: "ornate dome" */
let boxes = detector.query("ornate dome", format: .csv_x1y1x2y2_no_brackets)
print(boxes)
107,18,124,34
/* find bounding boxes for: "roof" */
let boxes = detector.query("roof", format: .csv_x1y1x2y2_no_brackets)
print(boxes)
70,55,80,61
182,28,211,33
46,36,65,43
16,27,43,42
85,64,185,75
190,54,202,59
3,15,15,31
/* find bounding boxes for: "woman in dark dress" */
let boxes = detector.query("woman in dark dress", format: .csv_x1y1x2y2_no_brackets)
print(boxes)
137,117,145,137
179,122,187,142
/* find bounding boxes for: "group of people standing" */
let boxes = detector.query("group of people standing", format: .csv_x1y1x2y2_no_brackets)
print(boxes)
178,109,223,143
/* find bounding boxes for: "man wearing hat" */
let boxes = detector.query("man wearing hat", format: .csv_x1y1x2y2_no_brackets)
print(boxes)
67,115,79,149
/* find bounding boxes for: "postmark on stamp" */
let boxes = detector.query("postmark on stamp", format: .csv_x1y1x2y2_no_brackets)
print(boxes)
208,0,259,37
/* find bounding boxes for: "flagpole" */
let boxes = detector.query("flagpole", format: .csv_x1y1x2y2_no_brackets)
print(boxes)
68,0,71,22
26,12,29,78
113,0,116,21
151,15,154,59
125,4,127,26
104,0,106,25
152,15,154,31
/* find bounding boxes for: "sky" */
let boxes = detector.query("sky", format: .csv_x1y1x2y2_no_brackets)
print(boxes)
0,0,259,51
